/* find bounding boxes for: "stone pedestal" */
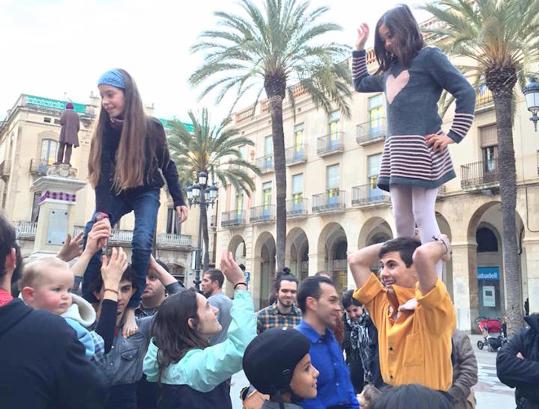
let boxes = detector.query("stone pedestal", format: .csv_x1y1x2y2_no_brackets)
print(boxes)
30,173,86,259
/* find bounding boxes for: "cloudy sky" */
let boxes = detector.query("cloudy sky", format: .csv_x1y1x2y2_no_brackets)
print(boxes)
0,0,429,122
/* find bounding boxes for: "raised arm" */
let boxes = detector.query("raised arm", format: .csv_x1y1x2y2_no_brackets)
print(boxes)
411,235,450,295
348,242,384,288
148,255,183,294
352,24,384,93
94,248,128,353
71,220,111,279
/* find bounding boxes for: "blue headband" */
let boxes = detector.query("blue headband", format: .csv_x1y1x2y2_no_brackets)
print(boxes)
97,69,126,89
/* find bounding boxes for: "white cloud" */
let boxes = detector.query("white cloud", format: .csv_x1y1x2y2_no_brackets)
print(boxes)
0,0,429,123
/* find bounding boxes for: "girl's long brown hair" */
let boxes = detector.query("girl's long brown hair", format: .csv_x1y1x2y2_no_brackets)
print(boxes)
88,69,156,191
374,4,425,74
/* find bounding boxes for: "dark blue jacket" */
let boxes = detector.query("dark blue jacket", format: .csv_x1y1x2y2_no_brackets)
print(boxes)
0,299,106,409
497,314,539,409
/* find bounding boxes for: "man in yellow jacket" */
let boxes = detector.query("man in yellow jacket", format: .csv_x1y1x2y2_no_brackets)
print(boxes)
348,236,456,391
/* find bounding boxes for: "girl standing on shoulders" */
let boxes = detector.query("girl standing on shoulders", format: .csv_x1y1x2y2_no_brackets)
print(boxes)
352,5,475,275
82,68,188,336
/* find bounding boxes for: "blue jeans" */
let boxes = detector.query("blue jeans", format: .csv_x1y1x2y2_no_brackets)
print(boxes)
81,189,160,309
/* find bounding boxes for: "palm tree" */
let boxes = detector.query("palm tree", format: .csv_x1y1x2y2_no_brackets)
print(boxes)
423,0,539,335
190,0,352,272
168,108,260,270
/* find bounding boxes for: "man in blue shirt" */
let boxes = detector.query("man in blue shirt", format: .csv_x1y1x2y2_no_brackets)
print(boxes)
296,275,359,409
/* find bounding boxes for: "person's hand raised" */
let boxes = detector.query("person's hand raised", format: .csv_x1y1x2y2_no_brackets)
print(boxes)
86,220,112,254
57,233,84,262
101,248,128,290
355,23,370,51
219,250,246,287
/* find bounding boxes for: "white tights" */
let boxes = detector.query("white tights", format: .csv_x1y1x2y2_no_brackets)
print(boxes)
390,185,443,277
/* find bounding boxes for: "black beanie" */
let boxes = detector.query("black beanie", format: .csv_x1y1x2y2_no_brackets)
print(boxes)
243,328,310,395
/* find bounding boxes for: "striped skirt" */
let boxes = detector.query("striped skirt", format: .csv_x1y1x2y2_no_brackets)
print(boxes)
377,133,456,192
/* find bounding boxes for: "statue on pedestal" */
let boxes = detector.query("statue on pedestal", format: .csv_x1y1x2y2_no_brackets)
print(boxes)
55,102,80,166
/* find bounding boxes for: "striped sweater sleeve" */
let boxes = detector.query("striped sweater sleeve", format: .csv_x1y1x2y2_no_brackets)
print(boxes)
426,47,476,143
352,50,384,93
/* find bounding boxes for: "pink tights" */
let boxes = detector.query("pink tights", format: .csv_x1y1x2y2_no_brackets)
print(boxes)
389,185,443,277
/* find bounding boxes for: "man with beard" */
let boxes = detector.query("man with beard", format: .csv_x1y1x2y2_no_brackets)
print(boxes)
257,272,301,334
135,256,184,319
296,275,359,409
201,268,232,345
348,236,455,391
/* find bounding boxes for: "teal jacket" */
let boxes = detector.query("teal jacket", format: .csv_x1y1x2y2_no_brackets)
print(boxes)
143,290,256,392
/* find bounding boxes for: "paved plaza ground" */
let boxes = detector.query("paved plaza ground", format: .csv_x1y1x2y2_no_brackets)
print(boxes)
229,334,516,409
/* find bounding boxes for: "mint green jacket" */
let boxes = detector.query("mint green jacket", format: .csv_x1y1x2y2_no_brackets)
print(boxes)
143,290,256,392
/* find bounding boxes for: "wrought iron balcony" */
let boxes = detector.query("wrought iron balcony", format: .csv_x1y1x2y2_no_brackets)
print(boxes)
250,205,275,224
351,184,390,207
461,160,499,190
356,118,386,146
312,190,346,213
285,145,307,166
221,210,247,228
476,88,494,111
255,155,274,173
317,132,344,157
286,198,308,218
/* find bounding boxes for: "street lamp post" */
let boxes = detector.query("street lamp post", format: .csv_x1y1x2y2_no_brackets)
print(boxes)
523,76,539,132
186,171,218,291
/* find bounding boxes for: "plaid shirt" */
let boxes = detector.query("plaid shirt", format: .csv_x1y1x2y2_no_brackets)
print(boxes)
257,303,302,334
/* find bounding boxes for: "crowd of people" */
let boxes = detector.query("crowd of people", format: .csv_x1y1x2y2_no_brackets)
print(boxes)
2,4,538,409
2,211,536,409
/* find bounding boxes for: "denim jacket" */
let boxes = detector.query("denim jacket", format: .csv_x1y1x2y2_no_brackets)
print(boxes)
97,315,153,386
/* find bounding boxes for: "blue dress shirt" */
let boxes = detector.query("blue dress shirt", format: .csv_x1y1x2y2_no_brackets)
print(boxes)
296,320,359,409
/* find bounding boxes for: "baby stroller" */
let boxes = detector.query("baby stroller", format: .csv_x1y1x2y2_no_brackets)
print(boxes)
476,317,507,352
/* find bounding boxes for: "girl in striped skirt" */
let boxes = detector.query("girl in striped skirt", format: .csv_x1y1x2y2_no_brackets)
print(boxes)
351,5,475,275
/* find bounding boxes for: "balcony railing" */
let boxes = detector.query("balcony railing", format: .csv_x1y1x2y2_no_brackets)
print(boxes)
156,233,192,248
73,226,191,248
73,225,132,244
285,145,307,165
16,221,37,240
221,210,247,228
476,88,494,110
461,160,499,190
317,132,344,157
29,159,49,176
0,160,11,179
351,184,390,207
356,118,386,145
250,205,275,224
255,155,274,173
286,198,308,218
312,190,346,213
